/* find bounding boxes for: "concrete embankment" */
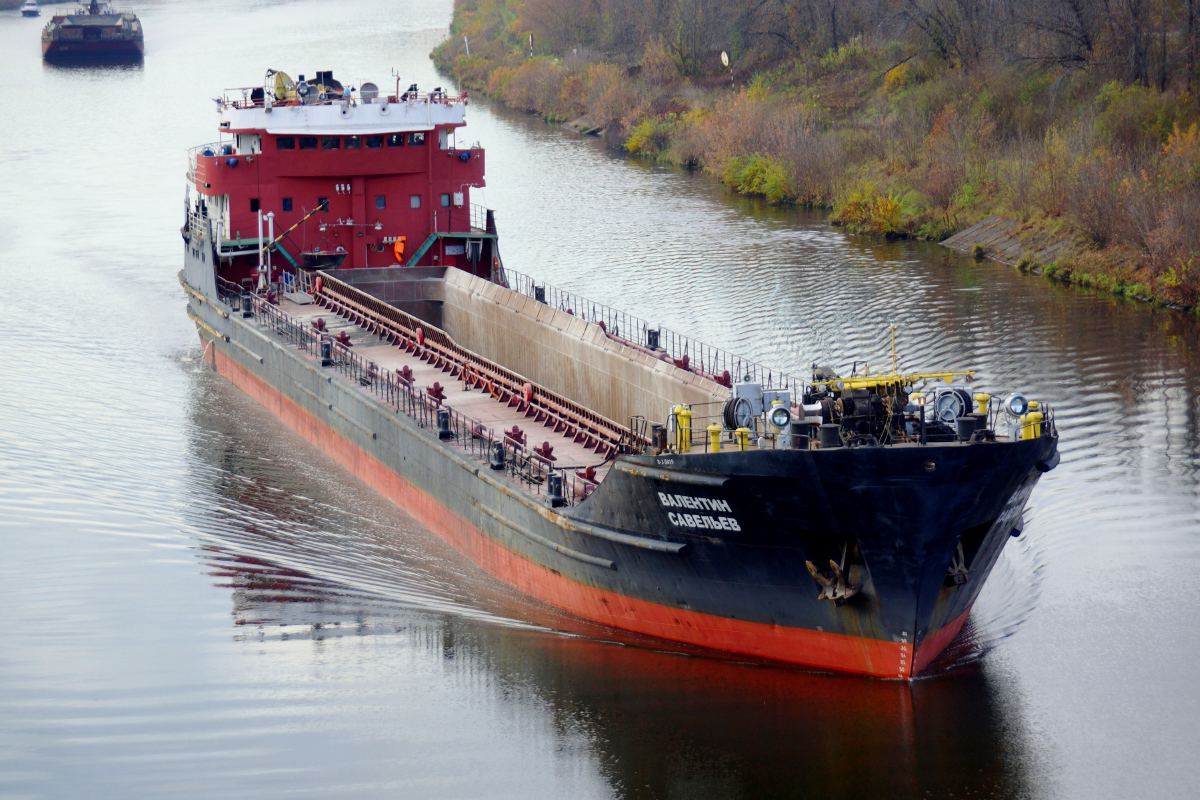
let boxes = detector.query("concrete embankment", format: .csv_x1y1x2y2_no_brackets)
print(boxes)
941,215,1081,270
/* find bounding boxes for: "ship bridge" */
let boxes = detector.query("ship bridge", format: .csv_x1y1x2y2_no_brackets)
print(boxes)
188,70,490,276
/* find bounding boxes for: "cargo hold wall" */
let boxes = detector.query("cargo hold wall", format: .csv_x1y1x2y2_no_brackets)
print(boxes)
440,269,726,427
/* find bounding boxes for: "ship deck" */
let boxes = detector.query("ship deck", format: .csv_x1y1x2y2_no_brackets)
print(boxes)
277,296,616,498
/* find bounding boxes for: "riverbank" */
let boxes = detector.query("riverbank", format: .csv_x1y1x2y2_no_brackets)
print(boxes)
433,0,1200,313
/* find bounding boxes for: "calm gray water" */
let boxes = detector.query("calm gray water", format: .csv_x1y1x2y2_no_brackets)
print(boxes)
2,1,1198,797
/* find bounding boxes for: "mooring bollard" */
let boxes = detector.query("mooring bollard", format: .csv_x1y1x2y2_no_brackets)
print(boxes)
547,473,565,507
489,440,506,470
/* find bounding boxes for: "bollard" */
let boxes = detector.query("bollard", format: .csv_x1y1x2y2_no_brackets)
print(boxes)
319,338,332,367
547,473,565,507
735,427,751,451
819,423,842,448
489,440,506,471
650,423,666,454
1022,411,1044,440
974,393,991,415
788,421,809,450
707,424,722,452
437,408,453,440
241,292,253,318
674,406,693,452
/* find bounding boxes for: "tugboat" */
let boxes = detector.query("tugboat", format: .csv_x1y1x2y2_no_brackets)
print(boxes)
181,69,1060,678
41,0,143,63
21,1,40,18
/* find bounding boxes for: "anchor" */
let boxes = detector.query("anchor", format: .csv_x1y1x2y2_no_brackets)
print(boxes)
944,542,970,587
806,559,862,603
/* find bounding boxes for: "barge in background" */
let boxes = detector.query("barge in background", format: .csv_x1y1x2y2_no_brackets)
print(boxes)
41,0,143,63
181,69,1060,679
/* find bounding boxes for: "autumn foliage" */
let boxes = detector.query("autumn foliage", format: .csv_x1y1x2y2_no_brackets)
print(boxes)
435,0,1200,308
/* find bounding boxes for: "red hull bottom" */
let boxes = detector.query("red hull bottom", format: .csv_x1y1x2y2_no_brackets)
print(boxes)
209,341,970,679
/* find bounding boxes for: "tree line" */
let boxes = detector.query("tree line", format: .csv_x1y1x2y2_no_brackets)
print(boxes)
519,0,1199,89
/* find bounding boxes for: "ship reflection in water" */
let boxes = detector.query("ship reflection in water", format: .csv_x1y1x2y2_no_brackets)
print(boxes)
190,379,1043,799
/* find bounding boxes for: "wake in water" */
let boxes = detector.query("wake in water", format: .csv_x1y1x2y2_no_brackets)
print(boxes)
921,519,1049,675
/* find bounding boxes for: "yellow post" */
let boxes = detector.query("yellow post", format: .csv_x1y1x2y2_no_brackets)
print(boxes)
707,424,722,452
1022,411,1044,440
735,427,751,451
674,406,693,451
974,393,990,414
891,325,897,375
1028,400,1040,410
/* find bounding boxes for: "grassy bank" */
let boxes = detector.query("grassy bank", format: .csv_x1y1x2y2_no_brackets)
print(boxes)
433,0,1200,311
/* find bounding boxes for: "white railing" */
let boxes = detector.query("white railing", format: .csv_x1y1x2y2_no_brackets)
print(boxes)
497,268,805,394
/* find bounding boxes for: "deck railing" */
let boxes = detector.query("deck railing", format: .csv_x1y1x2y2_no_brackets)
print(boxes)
496,268,805,395
291,268,640,453
246,292,595,507
187,142,223,183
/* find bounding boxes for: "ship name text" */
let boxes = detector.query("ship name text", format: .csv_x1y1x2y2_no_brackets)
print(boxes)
658,492,741,531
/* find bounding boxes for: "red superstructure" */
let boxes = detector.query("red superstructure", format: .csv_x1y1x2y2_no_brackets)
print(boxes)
187,69,495,287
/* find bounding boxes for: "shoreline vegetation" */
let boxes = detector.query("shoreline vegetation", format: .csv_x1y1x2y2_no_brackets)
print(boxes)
433,0,1200,313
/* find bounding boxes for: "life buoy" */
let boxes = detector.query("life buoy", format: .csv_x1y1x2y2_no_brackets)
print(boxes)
314,275,323,294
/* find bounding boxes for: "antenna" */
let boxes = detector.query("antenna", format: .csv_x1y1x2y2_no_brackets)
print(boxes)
891,325,897,374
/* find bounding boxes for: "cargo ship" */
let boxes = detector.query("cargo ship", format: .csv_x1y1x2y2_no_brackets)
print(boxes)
41,0,143,63
181,69,1060,679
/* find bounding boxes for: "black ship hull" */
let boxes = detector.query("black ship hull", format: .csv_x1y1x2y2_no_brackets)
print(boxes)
42,38,143,62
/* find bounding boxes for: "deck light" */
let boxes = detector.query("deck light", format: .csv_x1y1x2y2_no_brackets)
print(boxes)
769,405,792,429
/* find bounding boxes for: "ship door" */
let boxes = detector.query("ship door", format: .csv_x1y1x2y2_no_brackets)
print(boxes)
466,239,483,275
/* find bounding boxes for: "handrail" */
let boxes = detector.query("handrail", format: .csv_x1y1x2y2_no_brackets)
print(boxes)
218,88,469,111
245,292,599,506
293,269,646,453
497,267,805,395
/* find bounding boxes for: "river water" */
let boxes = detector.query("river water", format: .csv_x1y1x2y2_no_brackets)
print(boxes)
1,0,1198,797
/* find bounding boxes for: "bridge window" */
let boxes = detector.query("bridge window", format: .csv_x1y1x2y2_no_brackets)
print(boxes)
250,198,260,212
345,136,361,149
410,195,421,209
275,136,295,150
408,132,426,146
299,136,318,150
282,198,293,212
387,134,405,147
440,194,450,207
321,137,340,150
375,195,386,210
365,135,383,149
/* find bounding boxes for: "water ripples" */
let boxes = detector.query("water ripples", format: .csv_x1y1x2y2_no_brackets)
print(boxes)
4,1,1200,794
